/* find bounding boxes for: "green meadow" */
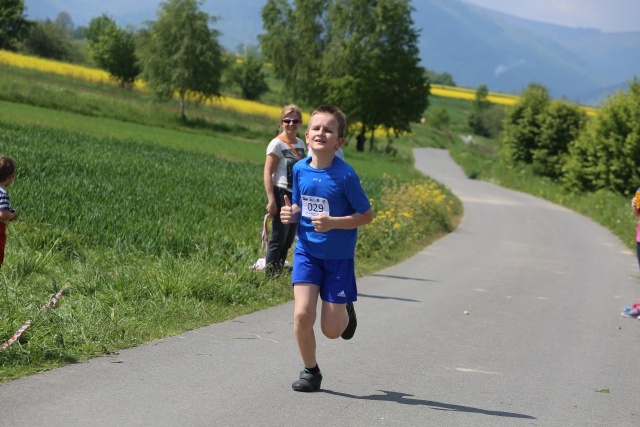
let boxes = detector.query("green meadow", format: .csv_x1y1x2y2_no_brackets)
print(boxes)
3,58,636,384
0,63,462,382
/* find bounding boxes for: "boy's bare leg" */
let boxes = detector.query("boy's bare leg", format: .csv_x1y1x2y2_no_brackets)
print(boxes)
320,301,349,339
293,284,320,368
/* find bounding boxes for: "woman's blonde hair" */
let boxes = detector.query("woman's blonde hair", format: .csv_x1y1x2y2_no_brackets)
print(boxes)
279,103,303,123
276,103,303,135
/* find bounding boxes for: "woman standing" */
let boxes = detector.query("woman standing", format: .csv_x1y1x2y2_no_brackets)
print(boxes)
263,104,306,276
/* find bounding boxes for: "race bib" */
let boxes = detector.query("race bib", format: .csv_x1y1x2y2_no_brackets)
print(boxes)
301,195,330,218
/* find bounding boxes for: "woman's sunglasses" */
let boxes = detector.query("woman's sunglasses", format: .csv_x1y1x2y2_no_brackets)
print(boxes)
283,118,301,124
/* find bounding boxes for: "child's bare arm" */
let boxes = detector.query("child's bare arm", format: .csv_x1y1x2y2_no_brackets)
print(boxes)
0,209,18,222
632,198,640,217
311,208,373,232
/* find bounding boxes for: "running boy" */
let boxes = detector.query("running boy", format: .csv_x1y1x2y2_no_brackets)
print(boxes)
0,156,18,269
281,105,373,392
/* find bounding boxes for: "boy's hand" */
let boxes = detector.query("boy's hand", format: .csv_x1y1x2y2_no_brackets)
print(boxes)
311,213,332,232
0,209,17,222
281,195,292,224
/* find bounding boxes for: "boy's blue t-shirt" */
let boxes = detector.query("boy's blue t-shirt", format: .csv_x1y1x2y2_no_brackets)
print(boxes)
291,156,371,260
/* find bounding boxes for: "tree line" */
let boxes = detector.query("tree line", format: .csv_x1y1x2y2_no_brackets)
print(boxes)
2,0,433,148
3,0,638,179
500,80,640,197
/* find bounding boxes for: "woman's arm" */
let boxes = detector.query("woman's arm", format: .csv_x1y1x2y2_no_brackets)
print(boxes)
264,153,280,217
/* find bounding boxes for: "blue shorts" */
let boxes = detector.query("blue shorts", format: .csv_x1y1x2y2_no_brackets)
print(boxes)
291,246,357,303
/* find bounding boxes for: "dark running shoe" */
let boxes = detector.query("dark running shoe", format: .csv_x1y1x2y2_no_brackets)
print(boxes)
341,302,357,340
292,370,323,392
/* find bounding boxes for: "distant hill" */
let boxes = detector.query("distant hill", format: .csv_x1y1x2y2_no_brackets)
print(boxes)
24,0,640,105
413,0,612,103
479,9,640,104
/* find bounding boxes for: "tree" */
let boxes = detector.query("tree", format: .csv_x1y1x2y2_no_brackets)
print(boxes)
137,0,225,120
563,78,640,194
0,0,31,50
500,83,550,165
84,14,113,44
531,102,586,179
473,85,490,110
86,15,140,88
260,0,328,104
226,52,269,100
426,69,456,86
260,0,429,149
22,19,74,61
332,0,429,147
467,84,505,138
500,82,587,180
54,12,74,33
468,84,490,136
430,107,450,130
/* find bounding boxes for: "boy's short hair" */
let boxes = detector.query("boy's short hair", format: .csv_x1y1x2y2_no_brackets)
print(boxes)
0,156,16,182
310,105,347,138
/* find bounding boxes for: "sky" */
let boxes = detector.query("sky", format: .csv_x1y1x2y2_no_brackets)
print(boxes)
463,0,640,32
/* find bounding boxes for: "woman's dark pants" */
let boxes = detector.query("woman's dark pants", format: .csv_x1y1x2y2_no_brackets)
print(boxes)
266,186,296,276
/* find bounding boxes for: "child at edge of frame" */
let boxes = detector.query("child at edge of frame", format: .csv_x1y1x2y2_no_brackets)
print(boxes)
0,155,19,269
280,105,374,392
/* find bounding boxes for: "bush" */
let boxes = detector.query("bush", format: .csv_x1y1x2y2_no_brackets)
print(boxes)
430,107,450,130
20,19,78,63
225,53,269,101
531,102,586,179
500,83,550,165
499,83,587,180
562,78,640,195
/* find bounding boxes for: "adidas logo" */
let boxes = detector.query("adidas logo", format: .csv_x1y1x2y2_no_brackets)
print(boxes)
337,290,346,298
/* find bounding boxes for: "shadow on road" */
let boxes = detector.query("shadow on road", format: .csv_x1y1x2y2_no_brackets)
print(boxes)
320,389,536,420
357,293,420,303
371,274,438,283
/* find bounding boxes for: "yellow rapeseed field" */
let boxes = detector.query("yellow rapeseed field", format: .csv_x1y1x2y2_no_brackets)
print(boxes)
0,50,287,121
431,83,598,117
0,50,114,84
431,83,519,106
0,50,597,118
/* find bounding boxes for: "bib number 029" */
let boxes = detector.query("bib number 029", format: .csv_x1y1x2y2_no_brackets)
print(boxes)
301,195,330,218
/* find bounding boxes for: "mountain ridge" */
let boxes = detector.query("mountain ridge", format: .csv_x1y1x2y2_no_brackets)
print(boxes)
23,0,640,105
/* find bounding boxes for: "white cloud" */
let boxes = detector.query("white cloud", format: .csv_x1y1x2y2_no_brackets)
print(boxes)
495,59,526,78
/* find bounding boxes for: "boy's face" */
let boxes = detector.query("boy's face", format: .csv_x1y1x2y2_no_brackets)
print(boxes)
305,112,344,155
3,174,14,188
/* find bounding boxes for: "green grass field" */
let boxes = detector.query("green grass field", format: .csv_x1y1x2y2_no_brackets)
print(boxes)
1,54,635,384
0,63,463,382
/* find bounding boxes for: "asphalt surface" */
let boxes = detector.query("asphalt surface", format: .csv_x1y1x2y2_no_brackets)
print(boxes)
1,148,639,426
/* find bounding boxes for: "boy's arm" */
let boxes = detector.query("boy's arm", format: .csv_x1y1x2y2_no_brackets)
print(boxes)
311,208,373,233
0,209,18,222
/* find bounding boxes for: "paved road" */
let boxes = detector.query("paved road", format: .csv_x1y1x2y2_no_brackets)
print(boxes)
2,148,639,426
